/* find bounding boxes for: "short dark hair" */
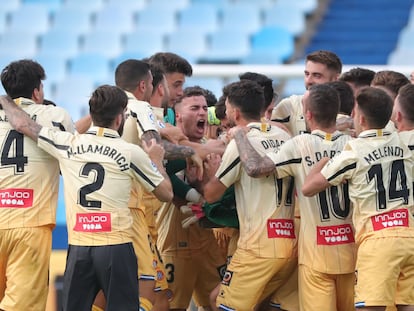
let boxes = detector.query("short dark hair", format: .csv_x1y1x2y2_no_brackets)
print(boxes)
115,59,151,92
306,50,342,74
307,84,340,128
226,80,264,120
356,87,393,129
339,67,375,88
326,81,355,116
89,85,128,127
397,84,414,123
148,52,193,76
370,70,410,98
1,59,46,99
239,72,275,109
214,84,231,120
150,62,165,94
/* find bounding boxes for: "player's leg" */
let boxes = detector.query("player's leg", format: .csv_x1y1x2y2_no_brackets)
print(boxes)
0,227,52,311
62,245,99,311
94,243,139,311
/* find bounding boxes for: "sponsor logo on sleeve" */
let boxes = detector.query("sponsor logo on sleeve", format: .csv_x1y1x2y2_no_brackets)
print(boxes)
317,224,355,245
221,270,233,286
73,212,111,232
371,208,409,231
267,219,295,238
0,188,33,208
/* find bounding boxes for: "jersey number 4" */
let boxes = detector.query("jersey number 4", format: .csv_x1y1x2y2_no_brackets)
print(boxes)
1,130,28,174
367,159,409,210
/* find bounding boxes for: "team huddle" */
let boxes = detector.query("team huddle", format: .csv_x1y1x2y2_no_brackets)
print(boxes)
0,50,414,311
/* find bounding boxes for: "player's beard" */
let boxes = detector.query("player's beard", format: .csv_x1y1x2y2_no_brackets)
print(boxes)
118,116,125,136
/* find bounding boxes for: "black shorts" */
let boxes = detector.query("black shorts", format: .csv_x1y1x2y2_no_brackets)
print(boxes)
62,243,139,311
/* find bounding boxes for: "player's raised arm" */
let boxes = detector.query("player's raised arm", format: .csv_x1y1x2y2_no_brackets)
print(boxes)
0,95,42,142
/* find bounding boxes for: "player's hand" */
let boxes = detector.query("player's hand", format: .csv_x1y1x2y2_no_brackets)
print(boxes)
227,125,249,140
159,124,188,144
204,153,221,181
143,138,165,163
187,154,203,181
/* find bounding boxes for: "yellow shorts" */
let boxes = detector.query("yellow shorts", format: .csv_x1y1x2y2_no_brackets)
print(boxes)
130,208,157,282
298,264,354,311
355,234,414,307
162,238,225,309
269,258,299,311
0,226,52,311
216,248,292,311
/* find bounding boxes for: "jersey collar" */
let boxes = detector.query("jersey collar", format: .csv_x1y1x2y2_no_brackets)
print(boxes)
247,121,271,132
311,129,344,141
358,128,392,138
85,126,120,138
14,97,36,106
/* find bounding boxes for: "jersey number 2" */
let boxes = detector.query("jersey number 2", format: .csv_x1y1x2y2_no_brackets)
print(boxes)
78,162,105,209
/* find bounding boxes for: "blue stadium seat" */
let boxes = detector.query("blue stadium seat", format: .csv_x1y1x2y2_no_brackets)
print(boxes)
81,31,123,58
242,26,295,64
123,31,166,57
22,0,63,14
106,0,147,11
68,52,111,81
93,6,135,35
63,0,105,13
111,51,149,70
263,4,306,36
184,76,225,98
199,30,250,63
34,53,68,83
275,0,318,15
8,4,50,35
51,8,92,34
39,30,80,59
0,0,20,14
177,3,219,35
146,0,190,11
219,4,262,35
166,30,207,63
0,31,38,59
135,7,177,35
54,75,95,121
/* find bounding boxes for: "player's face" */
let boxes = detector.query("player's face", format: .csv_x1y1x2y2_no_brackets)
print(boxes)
224,98,237,128
143,72,154,103
176,95,207,141
391,95,401,126
165,72,186,108
410,71,414,84
161,77,170,109
304,61,338,89
352,104,363,135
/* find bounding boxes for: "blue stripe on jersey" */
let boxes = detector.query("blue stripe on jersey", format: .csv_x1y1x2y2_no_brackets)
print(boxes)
275,158,302,167
409,145,414,150
218,157,240,179
355,301,366,307
326,162,357,182
269,302,281,308
130,162,157,188
39,135,70,151
218,304,235,311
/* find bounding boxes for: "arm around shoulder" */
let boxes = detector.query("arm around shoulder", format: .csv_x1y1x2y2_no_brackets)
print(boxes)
0,95,42,142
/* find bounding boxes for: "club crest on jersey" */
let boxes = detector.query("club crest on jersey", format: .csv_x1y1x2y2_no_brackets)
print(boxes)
148,112,156,125
74,212,111,232
371,208,409,231
316,224,355,245
267,219,295,238
0,188,33,208
221,270,233,286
